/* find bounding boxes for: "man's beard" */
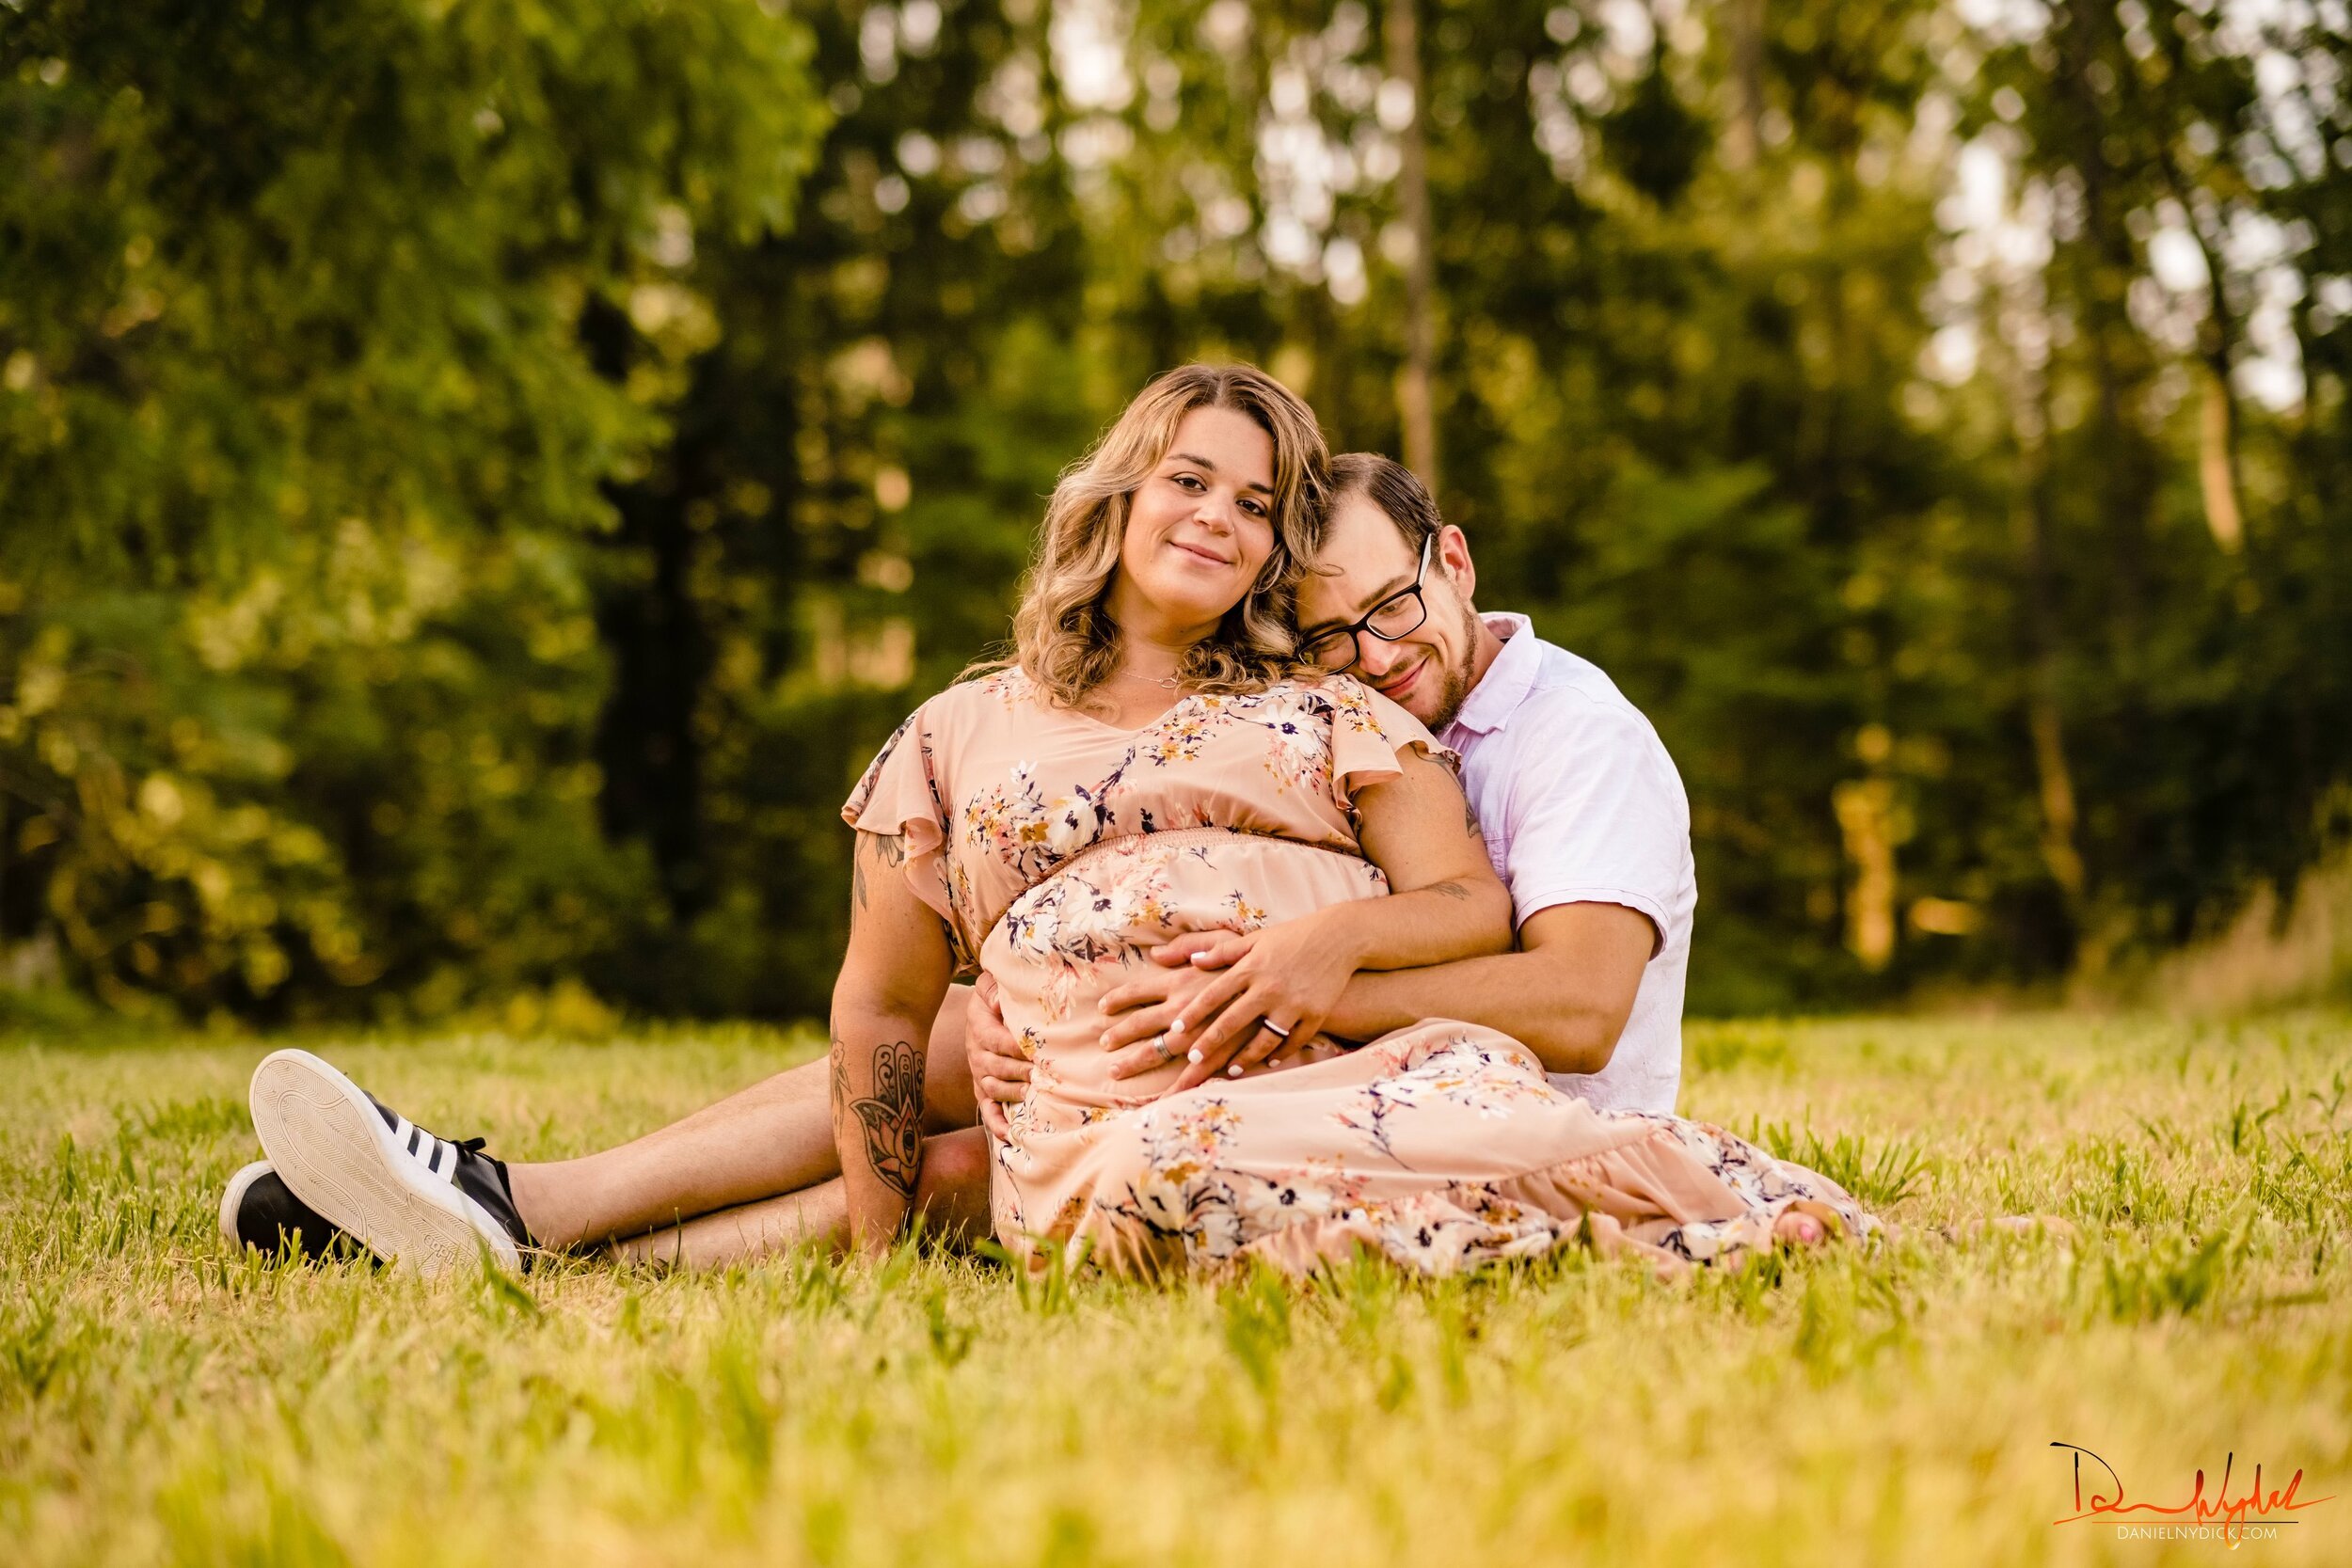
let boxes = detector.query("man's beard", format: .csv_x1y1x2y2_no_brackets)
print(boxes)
1422,600,1483,732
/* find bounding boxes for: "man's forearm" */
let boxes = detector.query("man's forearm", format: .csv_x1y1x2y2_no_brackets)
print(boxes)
1321,951,1625,1076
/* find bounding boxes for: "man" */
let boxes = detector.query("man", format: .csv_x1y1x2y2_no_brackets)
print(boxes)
227,454,1693,1272
976,451,1693,1114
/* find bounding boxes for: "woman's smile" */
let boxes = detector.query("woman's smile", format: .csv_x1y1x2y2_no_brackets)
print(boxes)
1168,537,1232,567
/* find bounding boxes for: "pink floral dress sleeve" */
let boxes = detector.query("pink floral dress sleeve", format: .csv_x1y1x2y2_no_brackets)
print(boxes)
1319,676,1460,817
841,699,977,973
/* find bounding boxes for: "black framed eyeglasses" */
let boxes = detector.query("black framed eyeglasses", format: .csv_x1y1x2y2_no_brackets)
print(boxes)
1296,533,1433,673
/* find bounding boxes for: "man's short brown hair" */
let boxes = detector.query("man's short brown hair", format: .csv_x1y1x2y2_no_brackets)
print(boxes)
1329,451,1442,552
1336,451,1439,554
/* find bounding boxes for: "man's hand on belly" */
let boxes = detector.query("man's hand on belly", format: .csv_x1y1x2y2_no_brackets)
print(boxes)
964,974,1032,1141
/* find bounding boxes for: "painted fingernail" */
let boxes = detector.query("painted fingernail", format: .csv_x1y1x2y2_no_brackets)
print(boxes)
1227,1065,1244,1078
1170,1018,1186,1034
1186,1048,1204,1064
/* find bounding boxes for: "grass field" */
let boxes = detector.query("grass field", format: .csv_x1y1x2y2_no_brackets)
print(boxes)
3,1013,2348,1566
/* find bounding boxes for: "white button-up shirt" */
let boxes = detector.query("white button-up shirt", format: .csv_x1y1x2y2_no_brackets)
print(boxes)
1438,613,1695,1113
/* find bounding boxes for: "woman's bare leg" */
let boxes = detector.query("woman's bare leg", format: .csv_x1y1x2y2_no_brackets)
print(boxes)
509,987,977,1247
608,1129,994,1268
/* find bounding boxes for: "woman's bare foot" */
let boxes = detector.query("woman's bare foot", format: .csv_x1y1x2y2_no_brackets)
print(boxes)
1773,1209,1828,1247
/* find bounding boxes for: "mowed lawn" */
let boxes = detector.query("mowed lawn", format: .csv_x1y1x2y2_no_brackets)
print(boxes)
3,1015,2348,1567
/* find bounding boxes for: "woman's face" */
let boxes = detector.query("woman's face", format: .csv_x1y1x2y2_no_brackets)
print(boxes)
1110,404,1279,634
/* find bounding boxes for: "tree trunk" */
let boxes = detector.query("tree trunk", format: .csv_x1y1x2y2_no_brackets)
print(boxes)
1724,0,1766,169
2196,358,2245,554
2015,323,2087,909
1833,778,1899,971
1386,0,1439,497
2145,3,2248,554
581,293,715,924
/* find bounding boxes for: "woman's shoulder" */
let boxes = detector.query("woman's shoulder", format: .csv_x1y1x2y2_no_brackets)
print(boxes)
906,665,1042,728
1256,673,1446,761
850,669,1039,813
1253,673,1390,728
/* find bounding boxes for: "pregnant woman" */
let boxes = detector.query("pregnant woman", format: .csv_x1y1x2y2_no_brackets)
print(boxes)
832,362,1871,1278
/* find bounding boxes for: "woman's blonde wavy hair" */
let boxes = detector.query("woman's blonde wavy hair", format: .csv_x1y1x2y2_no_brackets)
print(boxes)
992,363,1330,708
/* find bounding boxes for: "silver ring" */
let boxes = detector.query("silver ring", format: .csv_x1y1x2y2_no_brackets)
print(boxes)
1263,1020,1293,1040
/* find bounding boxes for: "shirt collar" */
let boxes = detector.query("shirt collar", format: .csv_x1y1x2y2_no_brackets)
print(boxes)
1445,611,1539,738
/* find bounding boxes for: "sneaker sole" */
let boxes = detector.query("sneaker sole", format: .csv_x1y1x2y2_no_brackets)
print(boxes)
218,1159,273,1252
248,1048,521,1277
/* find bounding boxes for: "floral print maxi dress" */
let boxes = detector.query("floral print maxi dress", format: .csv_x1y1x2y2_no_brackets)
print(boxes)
844,669,1872,1279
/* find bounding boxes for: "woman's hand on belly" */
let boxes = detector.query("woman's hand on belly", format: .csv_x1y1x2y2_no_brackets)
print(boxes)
1099,945,1231,1080
1101,945,1356,1081
1104,911,1366,1092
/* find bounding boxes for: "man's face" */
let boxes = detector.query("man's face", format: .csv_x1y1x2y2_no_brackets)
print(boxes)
1296,492,1483,731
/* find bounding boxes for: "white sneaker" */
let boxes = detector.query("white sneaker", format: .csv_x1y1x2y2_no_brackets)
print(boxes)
247,1048,530,1276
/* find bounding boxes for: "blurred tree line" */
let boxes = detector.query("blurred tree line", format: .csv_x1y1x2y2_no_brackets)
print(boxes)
2,0,2348,1026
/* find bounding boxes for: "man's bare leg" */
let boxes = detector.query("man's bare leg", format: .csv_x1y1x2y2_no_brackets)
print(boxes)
608,1129,993,1269
508,986,978,1248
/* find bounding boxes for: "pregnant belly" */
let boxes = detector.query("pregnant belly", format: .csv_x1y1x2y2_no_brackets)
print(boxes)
978,828,1389,1098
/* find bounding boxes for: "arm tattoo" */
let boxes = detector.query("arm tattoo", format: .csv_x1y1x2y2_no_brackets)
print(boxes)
850,832,908,918
843,1038,924,1199
1462,794,1482,838
1427,879,1472,901
830,1037,850,1137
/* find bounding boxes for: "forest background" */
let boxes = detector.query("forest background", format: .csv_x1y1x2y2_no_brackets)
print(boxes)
4,0,2349,1032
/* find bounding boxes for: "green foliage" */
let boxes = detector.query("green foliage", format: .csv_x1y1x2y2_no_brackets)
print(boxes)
1747,1117,1931,1208
976,1233,1090,1316
4,1,2350,1022
1219,1261,1295,1397
2083,1221,2253,1323
0,0,825,1018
